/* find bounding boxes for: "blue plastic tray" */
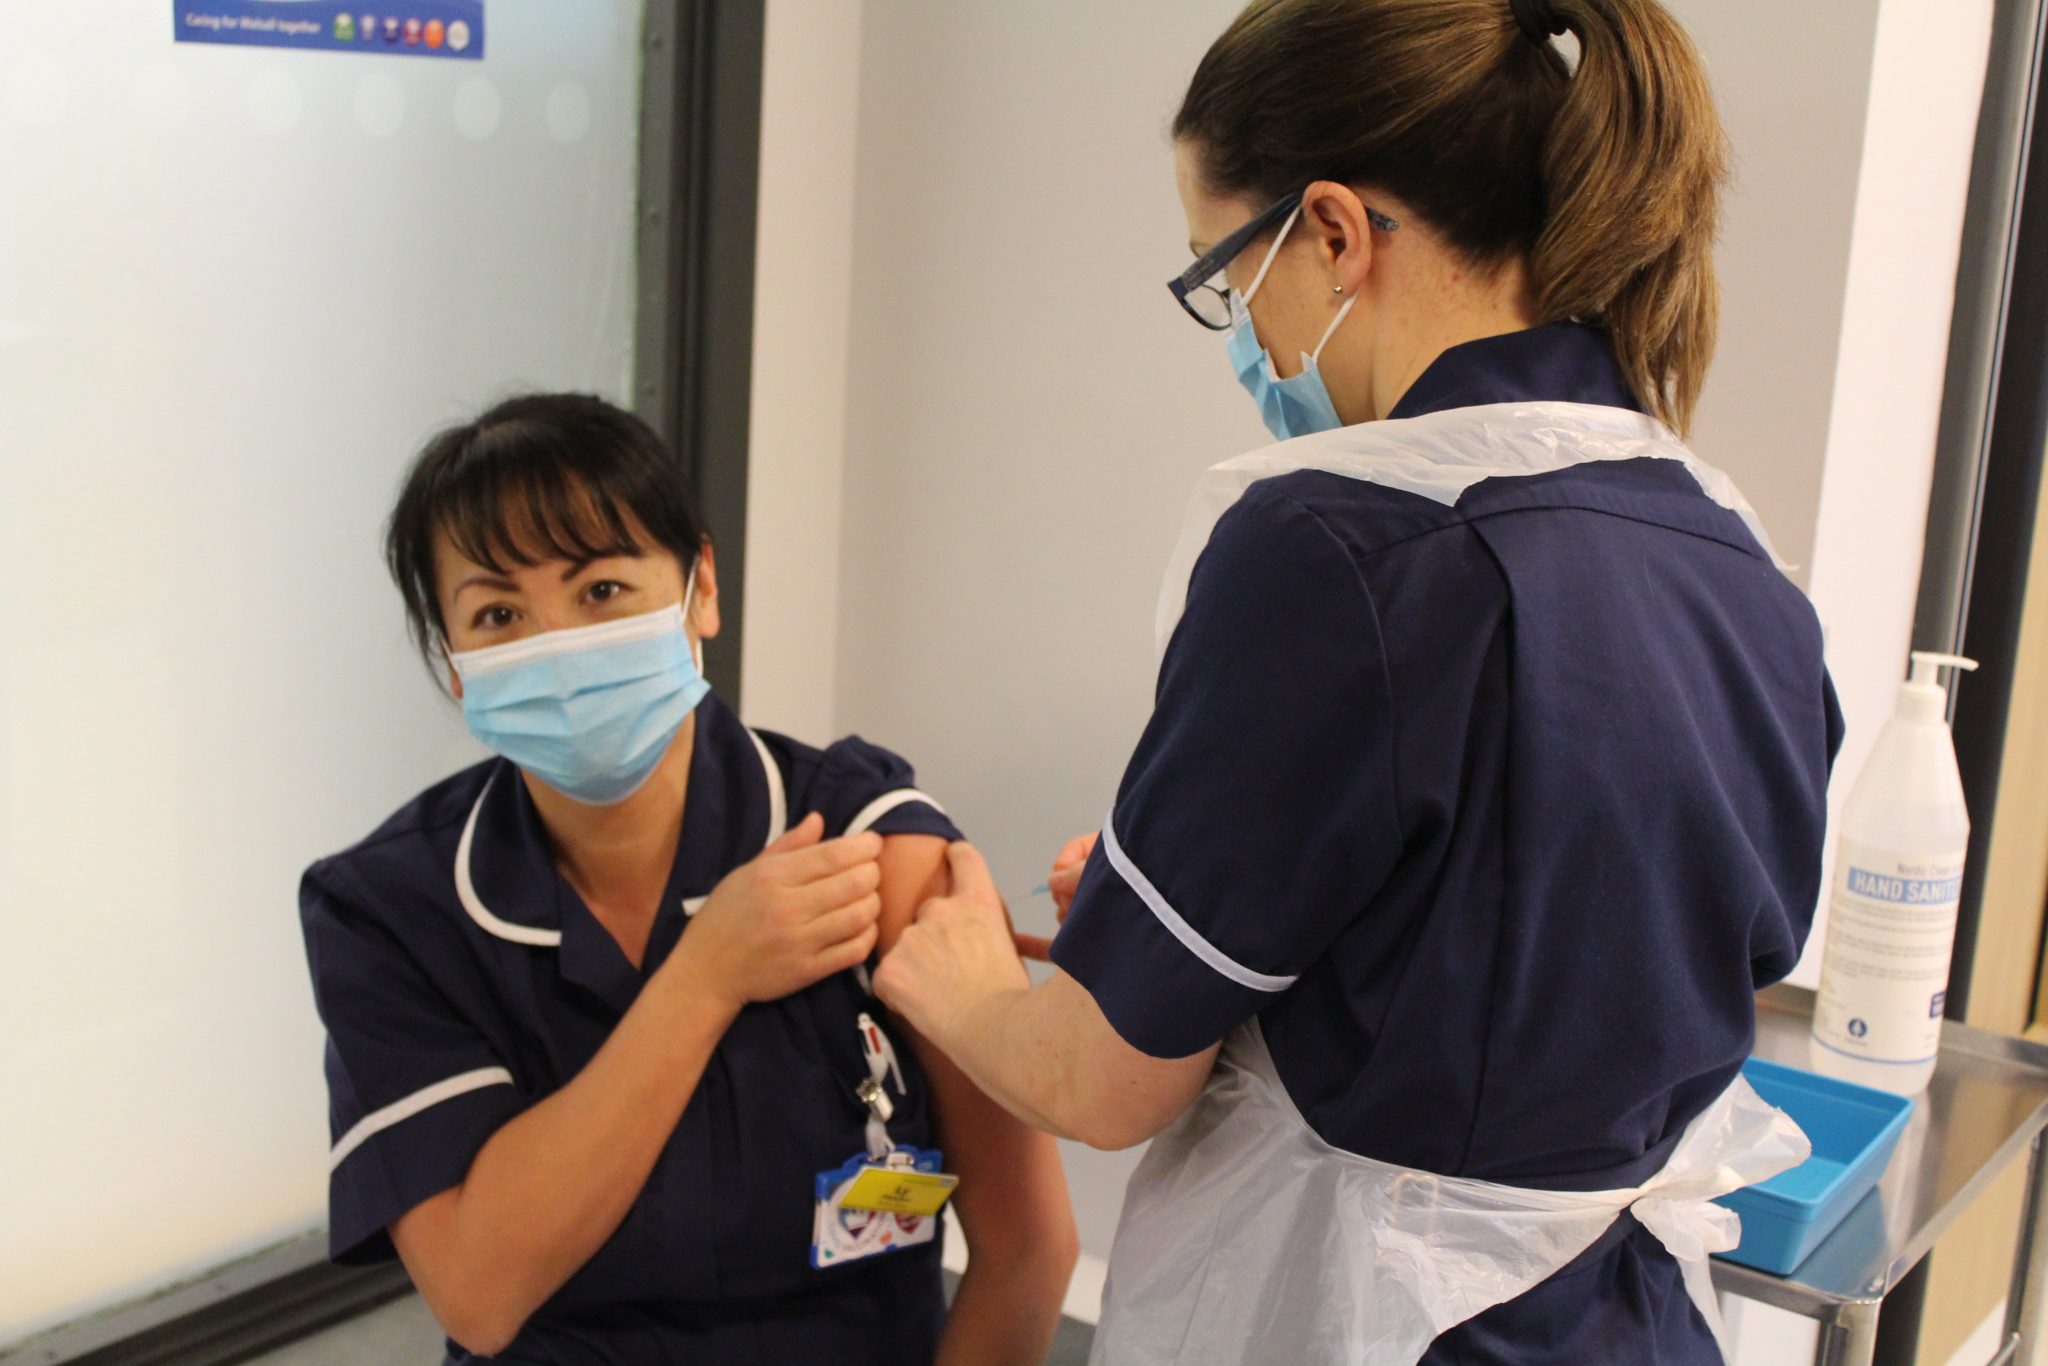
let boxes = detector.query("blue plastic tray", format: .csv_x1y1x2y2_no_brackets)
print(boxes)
1712,1057,1915,1274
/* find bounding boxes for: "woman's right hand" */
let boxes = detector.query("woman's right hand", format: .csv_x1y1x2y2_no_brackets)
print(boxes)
671,812,883,1011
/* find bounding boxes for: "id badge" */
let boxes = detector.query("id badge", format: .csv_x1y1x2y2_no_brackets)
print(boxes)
811,1145,959,1270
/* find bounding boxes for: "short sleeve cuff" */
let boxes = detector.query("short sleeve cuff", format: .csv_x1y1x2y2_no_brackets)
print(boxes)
328,1074,523,1265
815,739,961,842
866,799,962,842
1050,830,1283,1059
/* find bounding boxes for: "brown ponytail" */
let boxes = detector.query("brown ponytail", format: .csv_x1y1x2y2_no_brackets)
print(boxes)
1174,0,1729,434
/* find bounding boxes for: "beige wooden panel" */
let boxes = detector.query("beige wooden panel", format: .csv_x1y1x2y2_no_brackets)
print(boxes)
1920,442,2048,1360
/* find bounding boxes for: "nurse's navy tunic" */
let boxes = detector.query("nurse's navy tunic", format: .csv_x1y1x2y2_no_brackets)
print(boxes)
300,693,961,1365
1053,323,1844,1364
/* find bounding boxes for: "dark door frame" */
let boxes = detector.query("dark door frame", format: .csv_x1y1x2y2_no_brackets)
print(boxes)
635,0,765,707
1917,0,2048,1017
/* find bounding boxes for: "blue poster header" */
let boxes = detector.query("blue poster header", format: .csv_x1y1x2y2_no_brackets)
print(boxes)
174,2,485,59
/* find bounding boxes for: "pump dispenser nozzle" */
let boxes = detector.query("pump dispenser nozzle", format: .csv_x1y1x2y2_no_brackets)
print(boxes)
1898,651,1978,724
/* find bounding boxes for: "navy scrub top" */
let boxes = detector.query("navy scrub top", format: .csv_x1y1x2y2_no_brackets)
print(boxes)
1052,322,1844,1365
300,693,963,1365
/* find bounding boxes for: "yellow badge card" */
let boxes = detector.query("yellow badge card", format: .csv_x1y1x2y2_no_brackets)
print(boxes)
838,1166,959,1217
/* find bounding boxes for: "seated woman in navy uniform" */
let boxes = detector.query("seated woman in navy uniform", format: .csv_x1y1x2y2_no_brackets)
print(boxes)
298,393,1077,1364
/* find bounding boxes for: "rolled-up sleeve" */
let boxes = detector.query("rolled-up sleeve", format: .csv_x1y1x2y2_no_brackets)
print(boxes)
815,737,964,842
1051,483,1405,1057
300,868,525,1264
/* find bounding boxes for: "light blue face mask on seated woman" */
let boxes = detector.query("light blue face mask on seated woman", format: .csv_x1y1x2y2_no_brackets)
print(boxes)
1226,203,1359,443
448,571,708,805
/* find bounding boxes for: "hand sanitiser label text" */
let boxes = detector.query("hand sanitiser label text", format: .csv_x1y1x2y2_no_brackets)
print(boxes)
1812,841,1964,1066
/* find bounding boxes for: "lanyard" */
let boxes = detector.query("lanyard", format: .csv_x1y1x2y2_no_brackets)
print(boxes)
854,1011,907,1158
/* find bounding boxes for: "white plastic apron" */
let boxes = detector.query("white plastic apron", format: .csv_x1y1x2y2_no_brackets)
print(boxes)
1090,404,1810,1364
1152,401,1788,656
1090,1023,1809,1365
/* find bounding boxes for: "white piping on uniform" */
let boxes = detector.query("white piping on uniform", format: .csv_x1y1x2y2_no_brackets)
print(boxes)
1098,815,1298,993
683,729,789,918
844,789,947,837
328,1066,515,1172
746,728,788,847
452,730,832,932
842,789,945,992
455,774,564,947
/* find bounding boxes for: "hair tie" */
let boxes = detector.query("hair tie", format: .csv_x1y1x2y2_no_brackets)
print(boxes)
1509,0,1567,44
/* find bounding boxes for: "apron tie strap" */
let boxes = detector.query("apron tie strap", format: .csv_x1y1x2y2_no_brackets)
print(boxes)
1630,1187,1743,1356
1623,1096,1811,1360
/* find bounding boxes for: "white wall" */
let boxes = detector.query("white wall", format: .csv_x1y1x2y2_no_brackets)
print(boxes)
1796,0,1996,984
1674,0,1880,576
739,0,865,740
0,1,641,1342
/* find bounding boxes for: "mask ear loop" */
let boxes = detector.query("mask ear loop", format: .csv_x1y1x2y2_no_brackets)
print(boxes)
1238,204,1301,307
1235,202,1356,370
1309,292,1359,366
682,558,704,675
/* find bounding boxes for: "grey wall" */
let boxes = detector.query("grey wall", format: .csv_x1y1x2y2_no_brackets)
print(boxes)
1676,0,1881,578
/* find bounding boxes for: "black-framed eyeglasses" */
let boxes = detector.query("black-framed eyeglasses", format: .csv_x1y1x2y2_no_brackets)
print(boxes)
1167,191,1400,331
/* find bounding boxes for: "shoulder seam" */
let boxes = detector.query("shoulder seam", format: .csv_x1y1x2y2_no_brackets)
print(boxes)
1451,499,1766,562
1240,476,1467,562
337,802,472,859
1247,488,1410,851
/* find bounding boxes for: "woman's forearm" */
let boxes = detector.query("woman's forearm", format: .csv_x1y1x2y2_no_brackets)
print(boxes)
875,835,1079,1361
928,974,1219,1151
394,955,738,1353
940,1252,1078,1366
904,1008,1078,1365
942,983,1086,1138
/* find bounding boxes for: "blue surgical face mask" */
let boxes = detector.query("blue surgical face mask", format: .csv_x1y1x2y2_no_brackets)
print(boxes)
448,571,709,805
1224,204,1358,442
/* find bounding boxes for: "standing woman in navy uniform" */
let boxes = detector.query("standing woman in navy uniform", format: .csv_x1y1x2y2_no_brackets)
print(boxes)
877,1,1839,1362
299,394,1076,1363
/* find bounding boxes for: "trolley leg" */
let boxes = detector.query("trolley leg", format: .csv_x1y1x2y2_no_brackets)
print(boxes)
1815,1299,1882,1366
2007,1129,2048,1366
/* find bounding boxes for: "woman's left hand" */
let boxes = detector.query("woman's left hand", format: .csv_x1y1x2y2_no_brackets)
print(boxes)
874,842,1032,1045
1046,832,1098,920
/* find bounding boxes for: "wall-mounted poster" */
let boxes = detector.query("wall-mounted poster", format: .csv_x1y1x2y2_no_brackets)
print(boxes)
173,2,485,59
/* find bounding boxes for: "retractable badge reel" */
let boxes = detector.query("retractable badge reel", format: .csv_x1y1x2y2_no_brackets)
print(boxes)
811,1012,961,1269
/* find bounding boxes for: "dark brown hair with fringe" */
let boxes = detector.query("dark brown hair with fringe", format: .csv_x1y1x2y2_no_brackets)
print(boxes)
386,393,707,672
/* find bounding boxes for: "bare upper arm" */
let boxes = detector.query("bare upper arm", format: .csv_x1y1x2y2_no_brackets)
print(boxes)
875,833,951,953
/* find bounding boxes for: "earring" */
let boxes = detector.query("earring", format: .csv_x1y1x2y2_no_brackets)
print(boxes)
1333,284,1344,295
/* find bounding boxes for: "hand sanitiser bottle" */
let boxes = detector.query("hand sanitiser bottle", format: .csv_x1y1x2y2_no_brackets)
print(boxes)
1811,652,1978,1095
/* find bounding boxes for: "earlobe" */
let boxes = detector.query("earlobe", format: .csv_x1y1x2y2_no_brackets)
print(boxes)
689,544,723,642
